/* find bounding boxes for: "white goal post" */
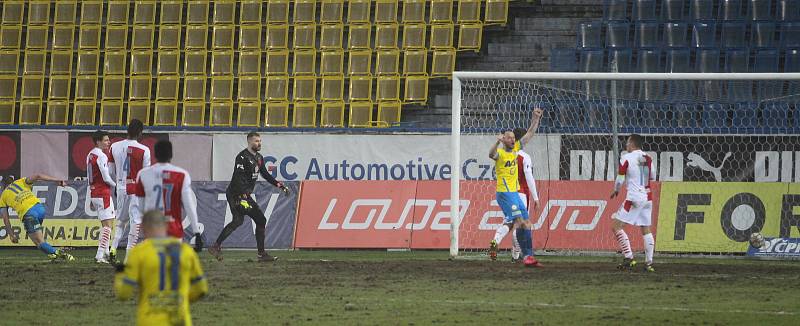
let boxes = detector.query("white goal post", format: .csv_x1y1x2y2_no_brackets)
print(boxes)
450,72,800,258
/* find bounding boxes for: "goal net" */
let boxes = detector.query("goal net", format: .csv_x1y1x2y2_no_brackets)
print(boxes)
449,72,800,259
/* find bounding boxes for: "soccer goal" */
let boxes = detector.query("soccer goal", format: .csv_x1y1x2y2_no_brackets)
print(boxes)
449,72,800,259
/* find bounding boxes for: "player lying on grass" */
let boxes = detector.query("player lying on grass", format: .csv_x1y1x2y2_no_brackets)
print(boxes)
1,174,75,262
115,210,208,326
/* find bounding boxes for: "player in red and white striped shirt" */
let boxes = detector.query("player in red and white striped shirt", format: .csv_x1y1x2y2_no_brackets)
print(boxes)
132,140,201,249
86,130,117,263
108,119,150,260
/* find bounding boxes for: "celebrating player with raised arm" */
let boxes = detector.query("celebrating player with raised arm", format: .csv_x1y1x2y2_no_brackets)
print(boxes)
1,174,74,262
611,134,656,272
208,131,289,263
87,130,117,263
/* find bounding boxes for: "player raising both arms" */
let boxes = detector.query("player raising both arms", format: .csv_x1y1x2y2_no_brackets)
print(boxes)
611,134,656,272
87,130,117,263
1,174,74,262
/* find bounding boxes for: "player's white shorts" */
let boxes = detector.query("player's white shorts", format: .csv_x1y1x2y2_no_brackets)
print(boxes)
615,199,652,226
90,196,116,221
115,188,142,225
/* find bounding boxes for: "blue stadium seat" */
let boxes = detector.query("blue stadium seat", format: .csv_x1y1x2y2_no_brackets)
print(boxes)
662,0,686,21
777,0,800,21
748,0,773,21
604,0,629,22
725,48,750,73
720,21,747,48
754,49,781,99
779,22,800,48
692,22,717,48
608,48,633,72
637,49,663,100
585,100,612,132
784,49,800,97
750,21,776,48
577,22,604,48
762,102,790,132
664,22,689,47
696,48,721,72
731,102,758,129
719,0,745,20
725,49,752,102
634,22,660,48
550,48,578,72
702,103,729,131
665,48,694,101
690,0,716,21
606,22,631,48
632,0,658,21
666,48,692,72
579,49,605,72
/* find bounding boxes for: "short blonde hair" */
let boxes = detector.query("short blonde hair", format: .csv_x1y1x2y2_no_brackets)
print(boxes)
141,210,168,228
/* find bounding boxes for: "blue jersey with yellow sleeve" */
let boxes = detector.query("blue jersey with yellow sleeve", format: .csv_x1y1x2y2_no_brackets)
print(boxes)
115,237,208,326
0,178,40,218
495,146,519,193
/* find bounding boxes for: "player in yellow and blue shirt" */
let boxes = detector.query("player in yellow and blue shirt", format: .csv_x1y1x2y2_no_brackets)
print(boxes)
115,210,208,326
0,174,74,261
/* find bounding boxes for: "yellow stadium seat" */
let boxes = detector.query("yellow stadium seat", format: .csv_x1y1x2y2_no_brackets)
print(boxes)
348,24,372,50
375,23,399,49
213,25,235,49
129,75,152,100
0,51,18,74
0,100,15,124
266,24,289,49
27,1,50,25
46,100,69,125
132,25,155,49
266,50,289,75
238,76,261,101
153,100,178,126
378,101,402,126
240,1,263,24
213,1,236,24
239,51,262,76
130,50,153,75
25,51,47,75
265,101,289,127
0,25,22,49
459,23,483,51
321,0,345,23
19,100,42,125
375,0,399,23
185,25,209,49
404,75,429,103
293,24,317,49
403,50,428,75
211,50,234,75
77,50,100,75
265,75,289,101
458,0,481,23
293,101,317,127
158,51,180,75
240,25,262,50
75,76,98,100
321,76,344,101
22,75,45,99
211,76,234,101
26,26,48,49
128,100,151,125
293,76,317,101
79,25,101,49
73,100,96,125
187,1,209,25
403,24,426,50
486,0,510,25
267,0,290,24
181,101,206,126
105,26,128,49
156,75,180,100
348,0,371,24
160,1,183,24
431,24,454,49
134,1,156,25
321,24,344,50
184,51,207,75
0,76,17,99
100,100,124,126
48,76,71,99
159,25,182,49
348,101,373,127
321,101,345,127
376,76,400,102
293,50,317,76
348,76,372,101
210,101,234,126
2,2,24,25
53,25,75,49
107,1,130,25
77,1,99,24
294,0,317,24
348,50,372,76
403,0,426,23
320,50,344,76
183,76,206,101
103,76,125,100
431,0,454,23
376,50,400,76
237,101,262,127
431,49,456,77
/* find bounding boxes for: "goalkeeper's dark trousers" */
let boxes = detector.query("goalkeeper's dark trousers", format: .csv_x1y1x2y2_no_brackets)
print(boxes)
214,193,268,252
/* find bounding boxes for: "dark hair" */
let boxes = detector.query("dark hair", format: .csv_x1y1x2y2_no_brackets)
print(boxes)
154,140,173,162
128,119,144,139
92,130,108,144
247,131,260,140
0,175,14,187
629,134,644,149
512,128,526,142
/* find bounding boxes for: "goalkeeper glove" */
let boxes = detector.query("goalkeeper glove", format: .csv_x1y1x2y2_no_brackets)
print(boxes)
239,200,252,209
194,233,204,252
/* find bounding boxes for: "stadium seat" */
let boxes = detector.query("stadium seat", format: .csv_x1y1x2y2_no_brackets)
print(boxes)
777,0,800,21
349,76,373,101
632,0,657,21
0,25,22,49
265,101,289,127
104,51,126,75
100,100,124,126
748,0,773,20
159,25,181,50
634,22,660,48
73,100,96,125
26,26,48,49
160,1,183,24
720,21,747,48
154,101,178,126
689,0,715,21
603,0,629,21
48,76,71,100
579,49,604,72
211,51,233,75
185,25,208,50
25,51,45,75
784,49,800,95
239,51,261,76
266,50,289,75
348,0,371,23
377,76,401,102
549,48,578,72
430,24,453,49
403,50,427,75
751,21,776,47
458,0,481,23
130,50,152,75
0,100,14,124
127,100,150,125
348,101,373,127
210,76,233,101
606,22,630,48
74,76,98,100
21,75,44,99
349,24,372,49
577,22,603,48
50,51,73,75
431,49,455,77
664,22,688,47
105,25,127,49
107,1,130,25
321,0,345,23
321,101,345,127
691,22,717,48
376,23,400,49
402,0,425,23
267,0,290,24
348,50,372,75
762,102,790,131
185,51,207,75
404,76,428,103
293,76,317,102
134,1,156,24
375,0,399,23
239,25,262,50
45,100,69,125
608,48,633,71
131,25,155,49
130,75,153,100
181,101,206,127
754,49,781,99
485,0,509,25
725,49,752,102
293,24,316,49
666,48,691,72
293,50,317,76
718,0,744,20
321,24,344,50
210,101,234,127
665,48,694,100
321,76,344,101
458,23,483,51
378,101,402,126
156,76,180,100
27,1,50,25
53,25,75,49
79,2,101,24
430,0,454,23
77,50,100,75
403,24,426,50
19,100,42,125
157,51,180,75
293,101,318,128
237,101,262,127
731,102,758,129
183,76,205,101
697,49,722,101
321,50,344,76
2,2,24,25
780,22,800,48
0,51,18,75
293,0,316,24
238,76,261,101
638,49,663,100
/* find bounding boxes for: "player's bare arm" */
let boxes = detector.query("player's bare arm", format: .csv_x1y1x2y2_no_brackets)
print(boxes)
519,108,544,147
489,135,502,160
1,208,18,243
27,174,66,187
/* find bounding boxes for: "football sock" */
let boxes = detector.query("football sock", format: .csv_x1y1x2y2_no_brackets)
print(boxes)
493,224,509,243
97,226,112,259
516,228,531,257
643,233,655,264
127,223,140,250
38,242,56,255
523,228,533,257
615,229,634,259
111,219,125,252
511,230,521,259
255,226,266,253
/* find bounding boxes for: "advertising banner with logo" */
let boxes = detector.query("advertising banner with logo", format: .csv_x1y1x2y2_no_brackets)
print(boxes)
747,237,800,257
0,181,298,249
656,182,800,253
294,180,660,250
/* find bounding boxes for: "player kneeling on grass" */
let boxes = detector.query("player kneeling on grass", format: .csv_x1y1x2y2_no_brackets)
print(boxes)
115,210,208,326
610,134,656,272
1,174,75,262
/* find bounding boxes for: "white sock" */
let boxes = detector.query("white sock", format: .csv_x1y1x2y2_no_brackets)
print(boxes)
511,230,521,259
97,226,112,260
127,223,140,251
643,233,655,264
110,219,126,252
493,225,509,243
614,229,634,259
